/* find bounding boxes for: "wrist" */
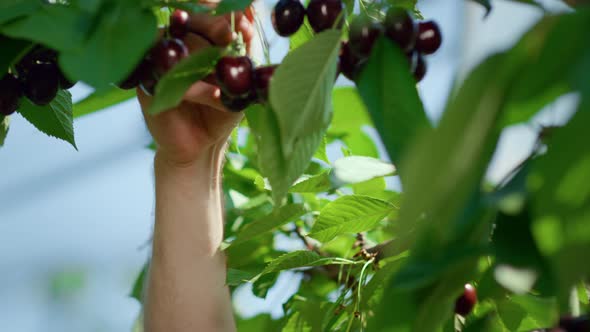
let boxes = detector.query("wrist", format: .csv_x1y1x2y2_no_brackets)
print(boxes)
154,145,225,187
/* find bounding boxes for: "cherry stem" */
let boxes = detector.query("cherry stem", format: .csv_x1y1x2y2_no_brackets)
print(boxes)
252,9,271,65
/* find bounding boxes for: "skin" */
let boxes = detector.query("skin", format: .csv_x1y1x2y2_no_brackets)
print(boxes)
137,7,255,332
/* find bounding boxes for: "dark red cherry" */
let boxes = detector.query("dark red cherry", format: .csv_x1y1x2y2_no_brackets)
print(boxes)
220,91,255,112
348,16,383,58
455,283,477,316
272,0,306,37
0,74,23,116
215,56,254,97
415,21,442,55
254,65,277,100
23,62,60,106
559,315,590,332
150,38,189,77
384,8,416,52
170,10,190,39
339,41,364,81
119,59,152,90
413,53,426,82
307,0,343,33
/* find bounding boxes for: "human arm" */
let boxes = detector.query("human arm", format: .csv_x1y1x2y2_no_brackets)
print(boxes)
137,9,254,332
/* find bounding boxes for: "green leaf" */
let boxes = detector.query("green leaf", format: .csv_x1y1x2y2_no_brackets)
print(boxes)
130,263,148,303
282,312,312,332
215,0,253,15
230,204,306,246
332,156,395,186
74,87,136,118
59,6,157,87
0,0,41,25
468,0,491,15
0,35,32,73
357,37,430,173
261,250,345,275
290,171,332,193
269,29,340,160
18,90,77,148
528,108,590,305
289,19,314,51
313,135,329,163
310,195,396,243
1,5,91,52
253,272,278,298
149,0,210,13
226,268,258,286
149,47,223,114
0,115,9,146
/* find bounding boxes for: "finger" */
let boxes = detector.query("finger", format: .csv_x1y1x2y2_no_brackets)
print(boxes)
183,81,227,112
183,32,213,53
236,14,255,45
187,14,233,46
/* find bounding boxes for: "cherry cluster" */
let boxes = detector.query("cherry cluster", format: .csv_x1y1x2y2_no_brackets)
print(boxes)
118,10,191,95
0,46,75,116
215,57,277,112
340,8,442,82
272,0,343,36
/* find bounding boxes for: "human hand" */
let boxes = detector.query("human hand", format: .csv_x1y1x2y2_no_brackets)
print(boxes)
138,7,255,167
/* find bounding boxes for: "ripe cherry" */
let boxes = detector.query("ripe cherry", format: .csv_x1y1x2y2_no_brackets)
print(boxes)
170,10,190,39
0,74,23,116
220,91,255,112
150,38,189,77
413,53,426,82
559,315,590,332
23,62,60,106
348,16,383,58
254,65,277,100
215,56,254,97
339,41,364,81
384,8,416,52
455,283,477,316
272,0,306,37
119,59,152,90
415,21,442,55
307,0,343,33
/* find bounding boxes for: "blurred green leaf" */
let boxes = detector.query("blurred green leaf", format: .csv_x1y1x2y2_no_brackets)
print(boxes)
0,116,9,146
227,268,258,286
357,37,429,173
215,0,253,15
0,0,41,25
74,87,136,118
1,5,91,52
0,35,32,72
131,263,148,303
149,47,222,114
18,90,76,148
253,272,278,298
290,172,332,193
310,195,396,243
332,156,395,186
260,250,346,275
60,5,157,87
289,19,314,51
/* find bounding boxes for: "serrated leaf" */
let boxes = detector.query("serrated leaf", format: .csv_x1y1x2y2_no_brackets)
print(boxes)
149,0,210,13
310,195,396,243
261,250,344,275
332,156,395,186
357,37,430,173
269,29,340,160
59,5,157,87
0,116,9,146
74,87,136,118
18,90,76,148
230,204,306,246
215,0,253,15
246,103,325,203
290,171,332,193
149,47,222,114
313,135,329,163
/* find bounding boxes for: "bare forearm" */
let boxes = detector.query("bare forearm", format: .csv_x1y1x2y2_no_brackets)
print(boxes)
144,148,235,332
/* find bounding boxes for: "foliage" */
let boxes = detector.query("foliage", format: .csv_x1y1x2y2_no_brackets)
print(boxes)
1,0,590,331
